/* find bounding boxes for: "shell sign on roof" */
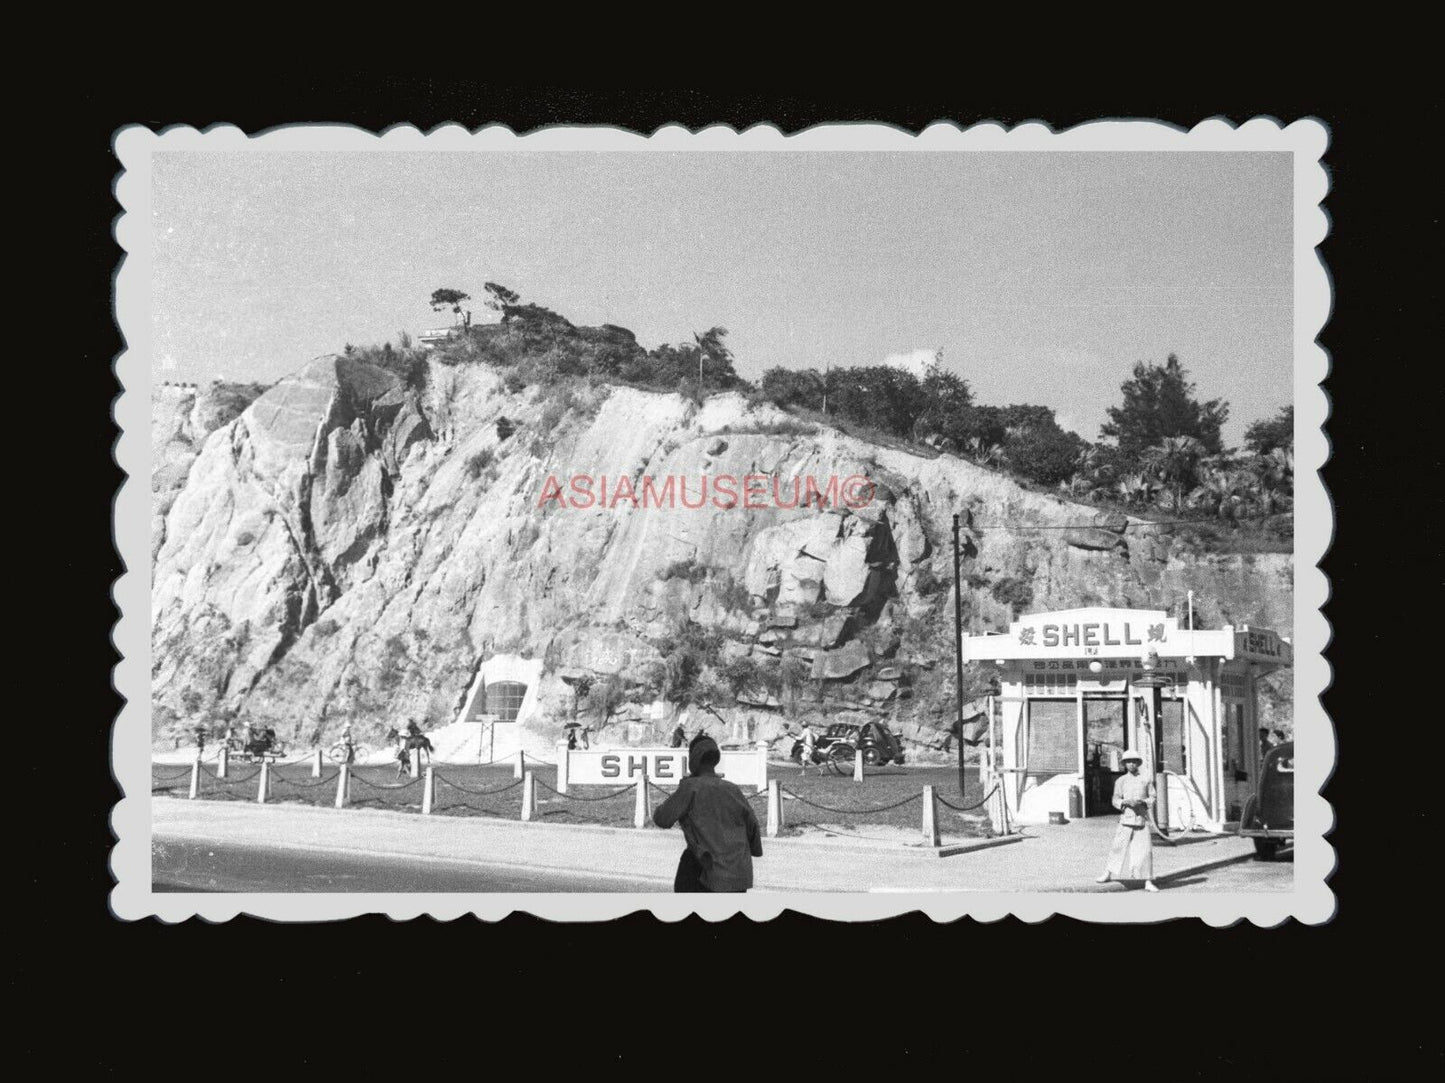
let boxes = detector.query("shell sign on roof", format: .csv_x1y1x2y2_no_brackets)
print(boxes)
961,608,1235,662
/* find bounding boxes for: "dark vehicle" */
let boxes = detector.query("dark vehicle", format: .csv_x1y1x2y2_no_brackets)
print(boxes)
1239,741,1293,859
228,728,288,764
789,721,906,773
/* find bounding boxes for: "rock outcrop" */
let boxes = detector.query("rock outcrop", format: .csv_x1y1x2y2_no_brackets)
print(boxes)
150,357,1294,758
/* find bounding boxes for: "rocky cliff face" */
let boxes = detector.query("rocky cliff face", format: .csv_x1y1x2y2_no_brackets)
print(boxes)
151,357,1293,754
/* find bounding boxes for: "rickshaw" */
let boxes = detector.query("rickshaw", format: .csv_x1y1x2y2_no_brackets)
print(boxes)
790,722,907,773
1239,741,1294,859
230,727,287,763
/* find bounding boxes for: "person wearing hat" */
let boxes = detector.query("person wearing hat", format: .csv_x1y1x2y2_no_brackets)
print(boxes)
1096,749,1159,892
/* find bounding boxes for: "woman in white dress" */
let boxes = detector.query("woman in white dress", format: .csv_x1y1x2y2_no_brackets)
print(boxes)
1096,750,1159,892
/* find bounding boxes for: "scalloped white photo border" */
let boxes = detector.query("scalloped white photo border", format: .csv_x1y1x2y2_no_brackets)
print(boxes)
111,118,1332,924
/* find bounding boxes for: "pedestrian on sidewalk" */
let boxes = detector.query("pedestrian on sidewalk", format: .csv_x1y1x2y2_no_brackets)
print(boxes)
797,723,817,776
1096,749,1159,892
653,734,763,893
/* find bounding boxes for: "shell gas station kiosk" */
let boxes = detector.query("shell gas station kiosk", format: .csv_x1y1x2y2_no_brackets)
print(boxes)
961,607,1291,832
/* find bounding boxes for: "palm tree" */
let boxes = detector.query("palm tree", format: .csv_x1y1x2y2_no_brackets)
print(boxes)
1250,447,1294,517
1145,436,1206,511
1190,468,1246,521
967,437,1004,468
1117,473,1158,508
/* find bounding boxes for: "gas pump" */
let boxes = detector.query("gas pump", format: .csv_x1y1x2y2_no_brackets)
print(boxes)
1133,650,1172,833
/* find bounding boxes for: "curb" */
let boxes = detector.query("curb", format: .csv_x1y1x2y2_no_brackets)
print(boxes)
1045,850,1256,893
153,795,1003,858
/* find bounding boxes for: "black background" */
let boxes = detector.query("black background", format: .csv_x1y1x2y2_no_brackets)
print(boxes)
48,80,1436,1076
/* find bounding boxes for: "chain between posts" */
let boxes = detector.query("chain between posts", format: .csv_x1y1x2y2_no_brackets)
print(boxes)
151,766,194,781
534,779,636,802
202,767,262,785
778,788,924,815
346,773,424,791
935,785,1000,813
433,774,524,797
267,771,340,789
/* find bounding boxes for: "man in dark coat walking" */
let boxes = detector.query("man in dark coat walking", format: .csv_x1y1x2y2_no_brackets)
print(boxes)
653,735,763,893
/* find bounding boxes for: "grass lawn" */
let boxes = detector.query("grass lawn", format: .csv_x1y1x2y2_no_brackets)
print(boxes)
155,761,994,841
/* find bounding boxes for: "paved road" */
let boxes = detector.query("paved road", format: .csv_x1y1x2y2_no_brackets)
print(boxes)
1162,850,1293,892
152,832,1291,894
152,836,672,893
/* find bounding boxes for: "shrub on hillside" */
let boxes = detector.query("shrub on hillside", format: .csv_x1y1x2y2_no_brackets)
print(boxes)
990,576,1035,612
1006,424,1088,486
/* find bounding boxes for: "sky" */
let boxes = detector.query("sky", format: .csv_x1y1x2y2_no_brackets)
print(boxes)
152,150,1293,446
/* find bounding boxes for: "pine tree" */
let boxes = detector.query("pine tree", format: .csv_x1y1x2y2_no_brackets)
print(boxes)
1100,354,1228,457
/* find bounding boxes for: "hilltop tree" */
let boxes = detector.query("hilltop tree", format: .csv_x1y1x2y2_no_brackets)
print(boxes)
915,370,974,445
1100,354,1228,457
1244,404,1294,454
483,282,521,317
430,288,472,330
828,365,925,438
692,327,733,388
760,367,825,411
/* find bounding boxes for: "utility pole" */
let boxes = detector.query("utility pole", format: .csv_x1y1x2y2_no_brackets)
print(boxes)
952,514,967,798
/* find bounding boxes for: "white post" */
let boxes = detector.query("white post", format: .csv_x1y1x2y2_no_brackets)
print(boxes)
217,745,229,779
410,747,423,779
556,741,570,795
634,765,650,829
514,749,524,780
755,740,768,794
922,784,940,847
853,746,864,783
257,761,270,804
422,766,435,815
312,747,323,778
188,759,200,800
335,764,349,808
766,779,781,838
521,770,536,822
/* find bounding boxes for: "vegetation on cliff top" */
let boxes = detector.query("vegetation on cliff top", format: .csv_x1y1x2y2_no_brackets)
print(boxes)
350,284,1293,551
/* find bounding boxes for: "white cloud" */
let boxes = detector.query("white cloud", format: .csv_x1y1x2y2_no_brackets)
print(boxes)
881,347,940,380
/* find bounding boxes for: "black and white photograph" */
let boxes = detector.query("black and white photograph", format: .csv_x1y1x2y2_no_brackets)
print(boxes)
113,120,1331,921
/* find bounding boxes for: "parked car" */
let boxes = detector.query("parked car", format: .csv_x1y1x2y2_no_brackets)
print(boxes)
789,721,906,769
1238,741,1293,859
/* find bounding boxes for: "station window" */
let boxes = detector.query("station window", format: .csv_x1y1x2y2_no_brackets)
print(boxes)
1025,672,1078,696
484,681,528,724
1026,700,1078,774
1223,702,1246,772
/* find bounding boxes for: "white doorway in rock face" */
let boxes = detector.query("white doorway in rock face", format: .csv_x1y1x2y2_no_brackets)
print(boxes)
448,654,546,762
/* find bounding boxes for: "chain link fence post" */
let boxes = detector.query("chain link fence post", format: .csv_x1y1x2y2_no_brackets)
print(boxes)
633,772,649,829
556,741,570,794
922,784,940,846
521,771,535,822
257,761,270,804
853,747,864,783
754,740,769,794
767,779,781,837
188,759,200,800
217,745,229,779
312,748,323,778
514,750,525,780
422,766,435,815
334,764,349,809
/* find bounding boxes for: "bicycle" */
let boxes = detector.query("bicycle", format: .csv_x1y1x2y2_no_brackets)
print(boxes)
328,742,356,765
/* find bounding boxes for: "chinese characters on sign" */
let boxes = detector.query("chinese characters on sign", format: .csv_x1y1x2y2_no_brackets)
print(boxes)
1017,620,1171,653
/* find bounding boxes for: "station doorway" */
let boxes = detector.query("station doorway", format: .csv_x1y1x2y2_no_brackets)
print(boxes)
1084,697,1127,816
